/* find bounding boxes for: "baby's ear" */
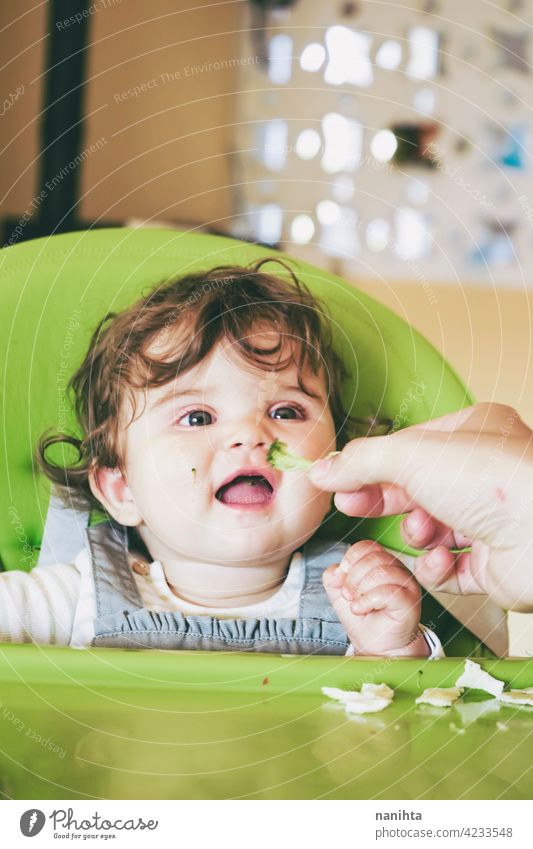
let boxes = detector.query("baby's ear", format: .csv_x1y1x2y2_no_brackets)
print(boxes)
88,466,142,526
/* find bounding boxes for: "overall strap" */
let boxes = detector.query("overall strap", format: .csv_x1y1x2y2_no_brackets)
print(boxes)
38,491,91,567
86,520,143,619
299,537,350,620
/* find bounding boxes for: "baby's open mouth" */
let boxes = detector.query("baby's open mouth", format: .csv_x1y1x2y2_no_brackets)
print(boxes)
215,474,274,506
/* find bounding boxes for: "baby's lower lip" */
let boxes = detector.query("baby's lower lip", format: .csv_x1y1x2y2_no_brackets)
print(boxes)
216,499,275,512
214,491,276,511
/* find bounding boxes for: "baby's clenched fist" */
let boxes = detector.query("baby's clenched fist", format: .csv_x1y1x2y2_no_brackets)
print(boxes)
323,540,429,656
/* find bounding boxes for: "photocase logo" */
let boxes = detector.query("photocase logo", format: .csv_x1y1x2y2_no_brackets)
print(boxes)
20,809,46,837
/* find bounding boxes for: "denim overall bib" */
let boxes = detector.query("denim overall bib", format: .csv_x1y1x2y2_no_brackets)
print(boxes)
87,520,351,655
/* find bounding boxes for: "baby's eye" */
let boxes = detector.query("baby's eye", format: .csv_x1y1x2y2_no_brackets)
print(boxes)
177,409,215,427
270,405,305,421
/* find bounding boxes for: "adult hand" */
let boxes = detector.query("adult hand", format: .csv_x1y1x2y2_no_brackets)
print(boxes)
308,404,533,612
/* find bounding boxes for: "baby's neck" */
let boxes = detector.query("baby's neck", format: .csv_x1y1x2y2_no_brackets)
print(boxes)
167,569,289,607
128,536,292,608
163,556,292,608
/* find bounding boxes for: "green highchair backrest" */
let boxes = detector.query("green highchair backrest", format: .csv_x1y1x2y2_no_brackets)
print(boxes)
0,227,472,574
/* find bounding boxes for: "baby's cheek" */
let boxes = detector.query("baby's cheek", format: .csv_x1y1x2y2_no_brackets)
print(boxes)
307,480,333,506
308,487,334,523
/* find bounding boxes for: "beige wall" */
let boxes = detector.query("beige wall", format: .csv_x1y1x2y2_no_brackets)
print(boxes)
80,0,242,227
352,277,533,429
0,1,47,215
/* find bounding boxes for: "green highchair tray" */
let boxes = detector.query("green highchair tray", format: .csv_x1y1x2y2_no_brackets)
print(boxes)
0,646,531,800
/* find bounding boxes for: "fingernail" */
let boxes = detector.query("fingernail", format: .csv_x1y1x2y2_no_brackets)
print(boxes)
309,457,333,479
342,587,354,601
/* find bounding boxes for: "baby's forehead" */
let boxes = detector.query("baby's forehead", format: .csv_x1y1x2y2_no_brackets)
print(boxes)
140,333,326,407
149,325,319,374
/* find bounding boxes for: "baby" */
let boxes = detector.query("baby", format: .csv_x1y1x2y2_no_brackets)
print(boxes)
2,259,441,657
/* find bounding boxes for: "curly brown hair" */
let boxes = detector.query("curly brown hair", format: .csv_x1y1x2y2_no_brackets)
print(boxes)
38,257,388,510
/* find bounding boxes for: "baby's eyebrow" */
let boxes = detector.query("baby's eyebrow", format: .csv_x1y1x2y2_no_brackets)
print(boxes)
150,380,322,410
149,387,206,410
280,383,322,399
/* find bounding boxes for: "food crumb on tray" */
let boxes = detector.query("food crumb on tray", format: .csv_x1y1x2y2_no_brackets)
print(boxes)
322,682,394,714
497,689,533,707
454,659,505,697
415,687,463,707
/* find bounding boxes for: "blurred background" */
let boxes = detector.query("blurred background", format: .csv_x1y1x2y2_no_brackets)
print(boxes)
1,0,532,653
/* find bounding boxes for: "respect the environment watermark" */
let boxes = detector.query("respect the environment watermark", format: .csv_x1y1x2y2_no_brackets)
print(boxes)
113,56,260,102
4,137,107,247
55,0,122,29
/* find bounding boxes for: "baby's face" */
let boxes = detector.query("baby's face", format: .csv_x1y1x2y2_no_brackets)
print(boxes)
112,333,336,566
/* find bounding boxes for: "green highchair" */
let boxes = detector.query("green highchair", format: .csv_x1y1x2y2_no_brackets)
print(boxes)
0,227,504,656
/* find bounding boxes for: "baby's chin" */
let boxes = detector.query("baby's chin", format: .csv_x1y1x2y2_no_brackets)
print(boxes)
215,524,319,564
172,528,305,567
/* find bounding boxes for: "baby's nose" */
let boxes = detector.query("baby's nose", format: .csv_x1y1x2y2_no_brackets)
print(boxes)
224,419,270,451
227,436,267,450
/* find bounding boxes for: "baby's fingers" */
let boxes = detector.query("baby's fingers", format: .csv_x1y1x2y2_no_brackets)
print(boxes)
350,584,419,618
350,563,417,600
336,540,397,589
322,561,344,594
322,562,362,626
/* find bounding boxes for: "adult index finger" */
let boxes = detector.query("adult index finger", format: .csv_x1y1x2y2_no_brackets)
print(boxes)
308,433,408,492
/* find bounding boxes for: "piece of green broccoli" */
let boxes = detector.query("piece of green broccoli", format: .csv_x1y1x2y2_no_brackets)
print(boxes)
266,439,314,472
